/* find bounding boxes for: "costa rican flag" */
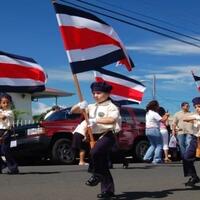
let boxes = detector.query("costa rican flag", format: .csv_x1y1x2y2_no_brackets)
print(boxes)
94,69,146,105
192,71,200,92
0,51,47,93
53,2,134,74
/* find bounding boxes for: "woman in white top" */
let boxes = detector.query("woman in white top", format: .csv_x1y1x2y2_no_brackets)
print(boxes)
143,100,169,164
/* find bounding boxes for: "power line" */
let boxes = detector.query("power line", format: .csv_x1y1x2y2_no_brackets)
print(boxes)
75,0,200,43
139,0,200,31
95,0,200,36
59,0,200,49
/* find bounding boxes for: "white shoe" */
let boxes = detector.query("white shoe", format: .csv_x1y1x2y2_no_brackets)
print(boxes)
78,162,89,166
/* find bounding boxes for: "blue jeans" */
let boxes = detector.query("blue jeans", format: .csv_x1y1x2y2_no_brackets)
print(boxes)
177,134,192,158
143,128,163,163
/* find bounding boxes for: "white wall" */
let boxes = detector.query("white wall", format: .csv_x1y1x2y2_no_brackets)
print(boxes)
8,92,33,121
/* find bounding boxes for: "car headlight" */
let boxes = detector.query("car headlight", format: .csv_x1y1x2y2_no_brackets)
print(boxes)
27,127,45,136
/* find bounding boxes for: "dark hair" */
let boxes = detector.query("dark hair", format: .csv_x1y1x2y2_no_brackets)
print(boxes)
90,81,112,93
192,97,200,106
146,100,159,112
181,102,189,107
158,106,166,117
52,105,60,110
0,93,12,103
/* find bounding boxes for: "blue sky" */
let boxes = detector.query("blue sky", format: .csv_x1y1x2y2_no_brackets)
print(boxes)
1,0,200,115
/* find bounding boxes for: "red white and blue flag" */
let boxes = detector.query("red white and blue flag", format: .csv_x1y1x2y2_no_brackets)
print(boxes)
94,69,146,104
192,71,200,92
53,2,134,74
0,51,47,93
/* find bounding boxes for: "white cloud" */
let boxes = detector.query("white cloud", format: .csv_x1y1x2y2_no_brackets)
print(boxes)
127,39,200,55
143,65,200,81
32,102,50,115
46,69,94,82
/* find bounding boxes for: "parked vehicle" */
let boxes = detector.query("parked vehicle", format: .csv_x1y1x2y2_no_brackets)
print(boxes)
10,107,148,164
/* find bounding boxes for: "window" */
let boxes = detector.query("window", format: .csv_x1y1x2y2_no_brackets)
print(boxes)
46,110,81,121
132,109,146,123
120,109,134,124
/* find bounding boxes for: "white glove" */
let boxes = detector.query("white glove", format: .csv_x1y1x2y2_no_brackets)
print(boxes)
88,118,97,127
77,100,88,109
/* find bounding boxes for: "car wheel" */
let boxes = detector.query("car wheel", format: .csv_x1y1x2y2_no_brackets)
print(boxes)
133,140,149,162
52,138,75,164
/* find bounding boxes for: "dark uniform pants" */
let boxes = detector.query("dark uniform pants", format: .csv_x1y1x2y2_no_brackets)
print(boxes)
0,129,18,172
88,131,116,193
183,135,197,177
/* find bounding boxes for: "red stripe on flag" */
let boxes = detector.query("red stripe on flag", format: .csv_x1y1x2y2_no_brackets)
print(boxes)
59,26,121,50
95,77,143,101
0,63,46,82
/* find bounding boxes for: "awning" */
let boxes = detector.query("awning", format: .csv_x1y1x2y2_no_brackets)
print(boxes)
32,87,74,99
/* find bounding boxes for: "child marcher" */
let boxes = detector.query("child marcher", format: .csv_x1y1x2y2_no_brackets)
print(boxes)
183,97,200,186
70,81,121,199
0,93,19,174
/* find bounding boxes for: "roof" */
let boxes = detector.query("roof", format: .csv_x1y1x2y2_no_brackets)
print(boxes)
32,87,74,99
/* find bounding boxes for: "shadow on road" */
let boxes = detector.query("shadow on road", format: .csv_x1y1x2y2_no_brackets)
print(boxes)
115,186,200,200
120,163,182,170
17,171,61,175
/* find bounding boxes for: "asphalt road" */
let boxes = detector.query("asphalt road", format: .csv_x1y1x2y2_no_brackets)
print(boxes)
0,161,200,200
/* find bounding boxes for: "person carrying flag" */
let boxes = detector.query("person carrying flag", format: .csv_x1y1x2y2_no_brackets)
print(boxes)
70,81,121,199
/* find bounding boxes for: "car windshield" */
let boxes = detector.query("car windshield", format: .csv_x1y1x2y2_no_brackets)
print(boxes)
44,108,81,121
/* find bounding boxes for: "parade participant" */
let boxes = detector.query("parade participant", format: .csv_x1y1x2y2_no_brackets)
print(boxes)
183,97,200,186
143,100,169,164
70,81,121,199
172,102,193,158
0,93,19,174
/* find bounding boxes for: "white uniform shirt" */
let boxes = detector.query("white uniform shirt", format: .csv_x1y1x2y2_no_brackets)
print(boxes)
146,110,162,128
73,100,121,136
0,109,14,129
190,113,200,137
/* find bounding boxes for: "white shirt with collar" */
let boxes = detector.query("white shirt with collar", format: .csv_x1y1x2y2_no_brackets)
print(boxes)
0,109,14,129
73,100,121,136
190,113,200,137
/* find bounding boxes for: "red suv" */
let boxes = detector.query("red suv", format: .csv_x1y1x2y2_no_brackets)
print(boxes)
11,107,148,164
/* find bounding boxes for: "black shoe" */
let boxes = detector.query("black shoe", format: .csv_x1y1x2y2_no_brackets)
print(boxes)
97,192,115,199
85,175,101,186
143,159,151,163
185,176,200,186
122,160,129,169
7,169,19,175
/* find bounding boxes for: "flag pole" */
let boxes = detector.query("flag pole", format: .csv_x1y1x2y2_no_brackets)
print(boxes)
72,74,96,148
51,0,95,148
